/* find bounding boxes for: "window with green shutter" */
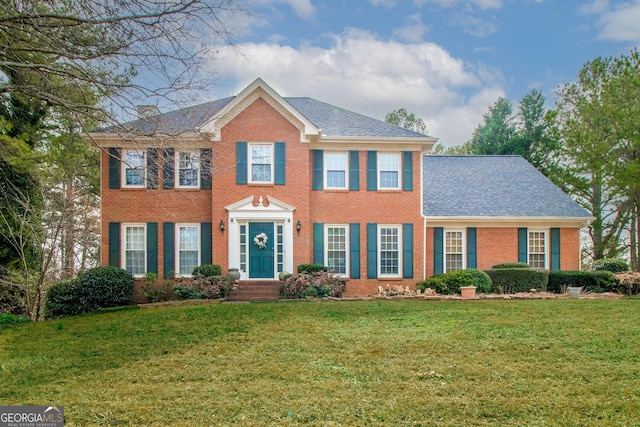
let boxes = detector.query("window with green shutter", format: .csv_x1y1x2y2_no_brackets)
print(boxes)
434,227,444,275
403,223,413,278
163,222,175,278
313,223,324,265
108,148,121,189
275,142,285,185
349,223,360,279
147,222,158,274
236,141,247,185
367,223,377,278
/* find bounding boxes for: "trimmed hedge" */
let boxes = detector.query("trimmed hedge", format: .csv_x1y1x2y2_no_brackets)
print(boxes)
592,258,629,273
492,262,531,269
485,268,548,294
547,270,620,294
192,264,222,278
44,279,84,319
417,269,492,295
297,264,328,274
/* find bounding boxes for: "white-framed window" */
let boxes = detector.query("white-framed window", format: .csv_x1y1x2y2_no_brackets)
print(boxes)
379,225,401,277
123,224,146,276
249,143,273,183
176,224,200,276
326,225,348,276
325,152,348,189
528,230,547,269
378,153,401,189
445,230,465,273
122,150,146,187
176,151,199,188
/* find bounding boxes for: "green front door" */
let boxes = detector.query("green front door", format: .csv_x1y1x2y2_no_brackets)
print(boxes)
249,222,275,279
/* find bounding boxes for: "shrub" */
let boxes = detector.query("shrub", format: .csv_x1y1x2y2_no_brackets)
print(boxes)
548,270,620,294
281,271,346,298
78,266,134,312
44,279,83,319
192,264,222,278
191,275,231,299
592,258,629,273
616,273,640,295
416,269,492,295
296,264,328,274
0,313,30,327
141,281,174,303
485,268,548,294
0,282,27,316
492,262,531,269
173,286,204,300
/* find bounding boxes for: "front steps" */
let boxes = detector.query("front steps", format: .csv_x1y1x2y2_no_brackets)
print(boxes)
226,280,281,302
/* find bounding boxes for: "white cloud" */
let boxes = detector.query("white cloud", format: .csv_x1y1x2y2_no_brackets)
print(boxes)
579,0,610,15
393,13,429,42
595,1,640,42
414,0,501,10
207,29,505,146
450,5,498,37
249,0,316,20
369,0,401,8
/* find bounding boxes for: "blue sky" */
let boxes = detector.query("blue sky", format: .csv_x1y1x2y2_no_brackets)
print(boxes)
195,0,640,146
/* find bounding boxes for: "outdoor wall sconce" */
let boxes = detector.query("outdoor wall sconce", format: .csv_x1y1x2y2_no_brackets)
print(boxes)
296,220,301,235
219,220,225,233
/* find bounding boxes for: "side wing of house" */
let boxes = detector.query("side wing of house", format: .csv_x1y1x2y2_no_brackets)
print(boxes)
422,156,593,277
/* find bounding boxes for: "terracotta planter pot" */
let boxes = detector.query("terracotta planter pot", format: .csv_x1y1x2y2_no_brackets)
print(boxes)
460,286,477,299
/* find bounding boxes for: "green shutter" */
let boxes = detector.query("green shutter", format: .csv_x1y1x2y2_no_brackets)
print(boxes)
201,222,212,265
236,141,247,185
467,227,477,269
434,227,443,275
349,151,359,191
274,142,285,185
312,150,323,190
162,148,174,189
147,222,158,274
147,148,158,189
108,222,120,267
403,223,413,278
550,228,560,271
518,228,528,264
108,148,120,189
366,151,377,191
402,151,413,191
163,222,175,278
349,223,360,279
200,148,212,189
313,223,324,265
367,223,378,278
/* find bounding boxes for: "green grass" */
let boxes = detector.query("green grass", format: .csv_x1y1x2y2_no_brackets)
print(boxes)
1,299,639,426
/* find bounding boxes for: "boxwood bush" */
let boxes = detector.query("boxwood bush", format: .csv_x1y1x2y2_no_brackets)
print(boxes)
78,266,135,312
416,269,492,295
44,279,84,319
485,268,548,294
192,264,222,278
492,262,531,269
547,270,620,294
592,258,629,273
296,264,328,274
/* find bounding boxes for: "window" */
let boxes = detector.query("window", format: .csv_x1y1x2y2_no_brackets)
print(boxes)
250,144,273,183
177,224,200,276
445,230,464,272
124,225,146,276
176,151,199,188
122,150,145,187
379,226,401,277
528,231,547,268
378,153,400,189
325,152,347,189
326,226,348,276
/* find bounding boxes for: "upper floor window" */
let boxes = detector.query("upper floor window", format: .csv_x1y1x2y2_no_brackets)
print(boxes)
379,225,401,277
176,224,200,276
325,152,348,189
445,230,465,273
124,224,146,276
176,151,200,188
528,231,547,269
123,150,145,187
326,225,348,276
250,144,273,183
378,153,400,189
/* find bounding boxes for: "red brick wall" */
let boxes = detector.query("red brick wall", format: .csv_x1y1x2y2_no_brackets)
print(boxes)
560,228,581,270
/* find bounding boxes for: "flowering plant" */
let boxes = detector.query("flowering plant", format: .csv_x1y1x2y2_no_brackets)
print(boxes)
254,232,268,249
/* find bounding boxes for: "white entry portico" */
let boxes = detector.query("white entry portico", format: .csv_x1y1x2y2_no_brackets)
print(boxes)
225,195,295,280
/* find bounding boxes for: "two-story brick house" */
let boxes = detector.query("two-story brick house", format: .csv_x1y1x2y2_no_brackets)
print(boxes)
90,78,592,298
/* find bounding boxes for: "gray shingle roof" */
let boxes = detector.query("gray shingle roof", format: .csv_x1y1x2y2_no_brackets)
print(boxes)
98,96,431,139
422,155,592,218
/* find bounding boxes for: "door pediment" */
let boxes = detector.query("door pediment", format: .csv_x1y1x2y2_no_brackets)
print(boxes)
225,195,295,214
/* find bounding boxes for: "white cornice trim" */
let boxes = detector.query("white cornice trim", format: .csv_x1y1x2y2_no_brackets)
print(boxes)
423,216,594,228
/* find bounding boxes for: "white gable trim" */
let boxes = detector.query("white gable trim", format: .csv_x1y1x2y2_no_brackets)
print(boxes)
198,78,319,142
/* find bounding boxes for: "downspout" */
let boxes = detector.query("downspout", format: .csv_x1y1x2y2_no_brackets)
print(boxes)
423,217,427,280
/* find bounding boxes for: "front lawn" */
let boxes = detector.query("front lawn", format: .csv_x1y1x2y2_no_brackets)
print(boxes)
1,299,638,426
